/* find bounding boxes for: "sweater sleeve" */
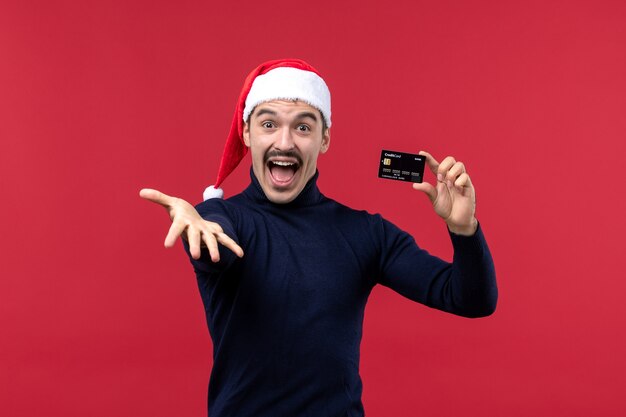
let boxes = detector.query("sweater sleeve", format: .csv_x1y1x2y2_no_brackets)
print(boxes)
375,216,498,318
181,199,241,274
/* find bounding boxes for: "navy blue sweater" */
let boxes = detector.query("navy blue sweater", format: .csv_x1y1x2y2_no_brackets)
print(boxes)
185,170,497,417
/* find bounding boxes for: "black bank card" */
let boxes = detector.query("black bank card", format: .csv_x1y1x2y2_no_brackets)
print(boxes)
378,149,425,183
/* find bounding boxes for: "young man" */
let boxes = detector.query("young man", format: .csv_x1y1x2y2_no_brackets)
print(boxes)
140,58,497,417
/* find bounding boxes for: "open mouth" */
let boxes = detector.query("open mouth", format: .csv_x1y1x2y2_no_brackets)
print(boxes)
267,159,300,186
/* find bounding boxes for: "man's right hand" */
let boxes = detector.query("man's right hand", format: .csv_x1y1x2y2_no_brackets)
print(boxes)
139,188,244,262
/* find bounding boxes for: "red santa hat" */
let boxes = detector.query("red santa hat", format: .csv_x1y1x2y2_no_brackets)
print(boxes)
203,58,332,200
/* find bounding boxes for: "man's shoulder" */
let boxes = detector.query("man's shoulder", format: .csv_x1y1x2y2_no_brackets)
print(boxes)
194,189,247,209
194,196,228,212
194,191,388,226
195,189,269,225
192,193,242,222
324,196,414,240
321,195,387,226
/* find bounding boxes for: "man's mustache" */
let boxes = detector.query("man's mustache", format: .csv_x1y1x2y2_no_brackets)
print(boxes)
264,150,303,166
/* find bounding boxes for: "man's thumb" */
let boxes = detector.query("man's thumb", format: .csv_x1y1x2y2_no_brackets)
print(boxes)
139,188,172,207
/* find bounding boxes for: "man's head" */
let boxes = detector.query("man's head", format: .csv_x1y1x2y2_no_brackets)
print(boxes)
243,99,330,204
203,59,331,202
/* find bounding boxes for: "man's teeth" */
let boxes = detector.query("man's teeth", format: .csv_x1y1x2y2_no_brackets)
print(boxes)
273,161,295,166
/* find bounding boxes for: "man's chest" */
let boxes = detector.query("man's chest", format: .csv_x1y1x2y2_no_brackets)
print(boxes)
229,210,377,314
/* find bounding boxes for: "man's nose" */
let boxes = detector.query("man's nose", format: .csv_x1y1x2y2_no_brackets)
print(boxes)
275,126,295,150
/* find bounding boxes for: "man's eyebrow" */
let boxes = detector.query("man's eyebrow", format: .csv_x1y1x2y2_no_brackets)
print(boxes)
253,108,277,119
295,111,320,122
252,109,320,122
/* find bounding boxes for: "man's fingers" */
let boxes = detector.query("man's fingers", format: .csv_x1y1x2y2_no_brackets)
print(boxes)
454,172,473,192
202,232,220,263
216,233,245,258
419,151,440,175
164,220,186,248
412,181,437,203
445,161,466,187
139,188,173,208
436,156,457,183
187,227,201,260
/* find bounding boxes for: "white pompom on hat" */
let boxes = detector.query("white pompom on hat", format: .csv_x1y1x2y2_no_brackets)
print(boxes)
203,58,331,201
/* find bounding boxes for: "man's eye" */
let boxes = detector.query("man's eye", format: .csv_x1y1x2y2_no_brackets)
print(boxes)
297,125,310,132
262,122,275,128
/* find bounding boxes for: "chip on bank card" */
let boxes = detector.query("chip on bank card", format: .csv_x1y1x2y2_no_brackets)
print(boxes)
378,149,425,183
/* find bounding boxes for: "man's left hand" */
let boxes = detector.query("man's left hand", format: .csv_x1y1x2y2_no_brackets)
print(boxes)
412,151,478,236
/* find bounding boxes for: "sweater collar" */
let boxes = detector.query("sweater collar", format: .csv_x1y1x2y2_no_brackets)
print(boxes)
243,167,324,208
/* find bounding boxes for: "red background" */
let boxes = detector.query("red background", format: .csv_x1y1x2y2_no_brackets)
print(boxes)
2,0,625,416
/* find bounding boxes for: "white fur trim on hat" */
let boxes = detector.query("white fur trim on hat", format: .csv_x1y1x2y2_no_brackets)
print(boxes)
243,67,331,127
203,185,224,200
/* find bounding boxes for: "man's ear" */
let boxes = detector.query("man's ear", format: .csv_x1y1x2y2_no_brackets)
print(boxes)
243,122,251,147
320,128,331,154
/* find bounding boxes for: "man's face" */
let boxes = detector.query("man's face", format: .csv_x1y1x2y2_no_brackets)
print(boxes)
243,100,330,204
